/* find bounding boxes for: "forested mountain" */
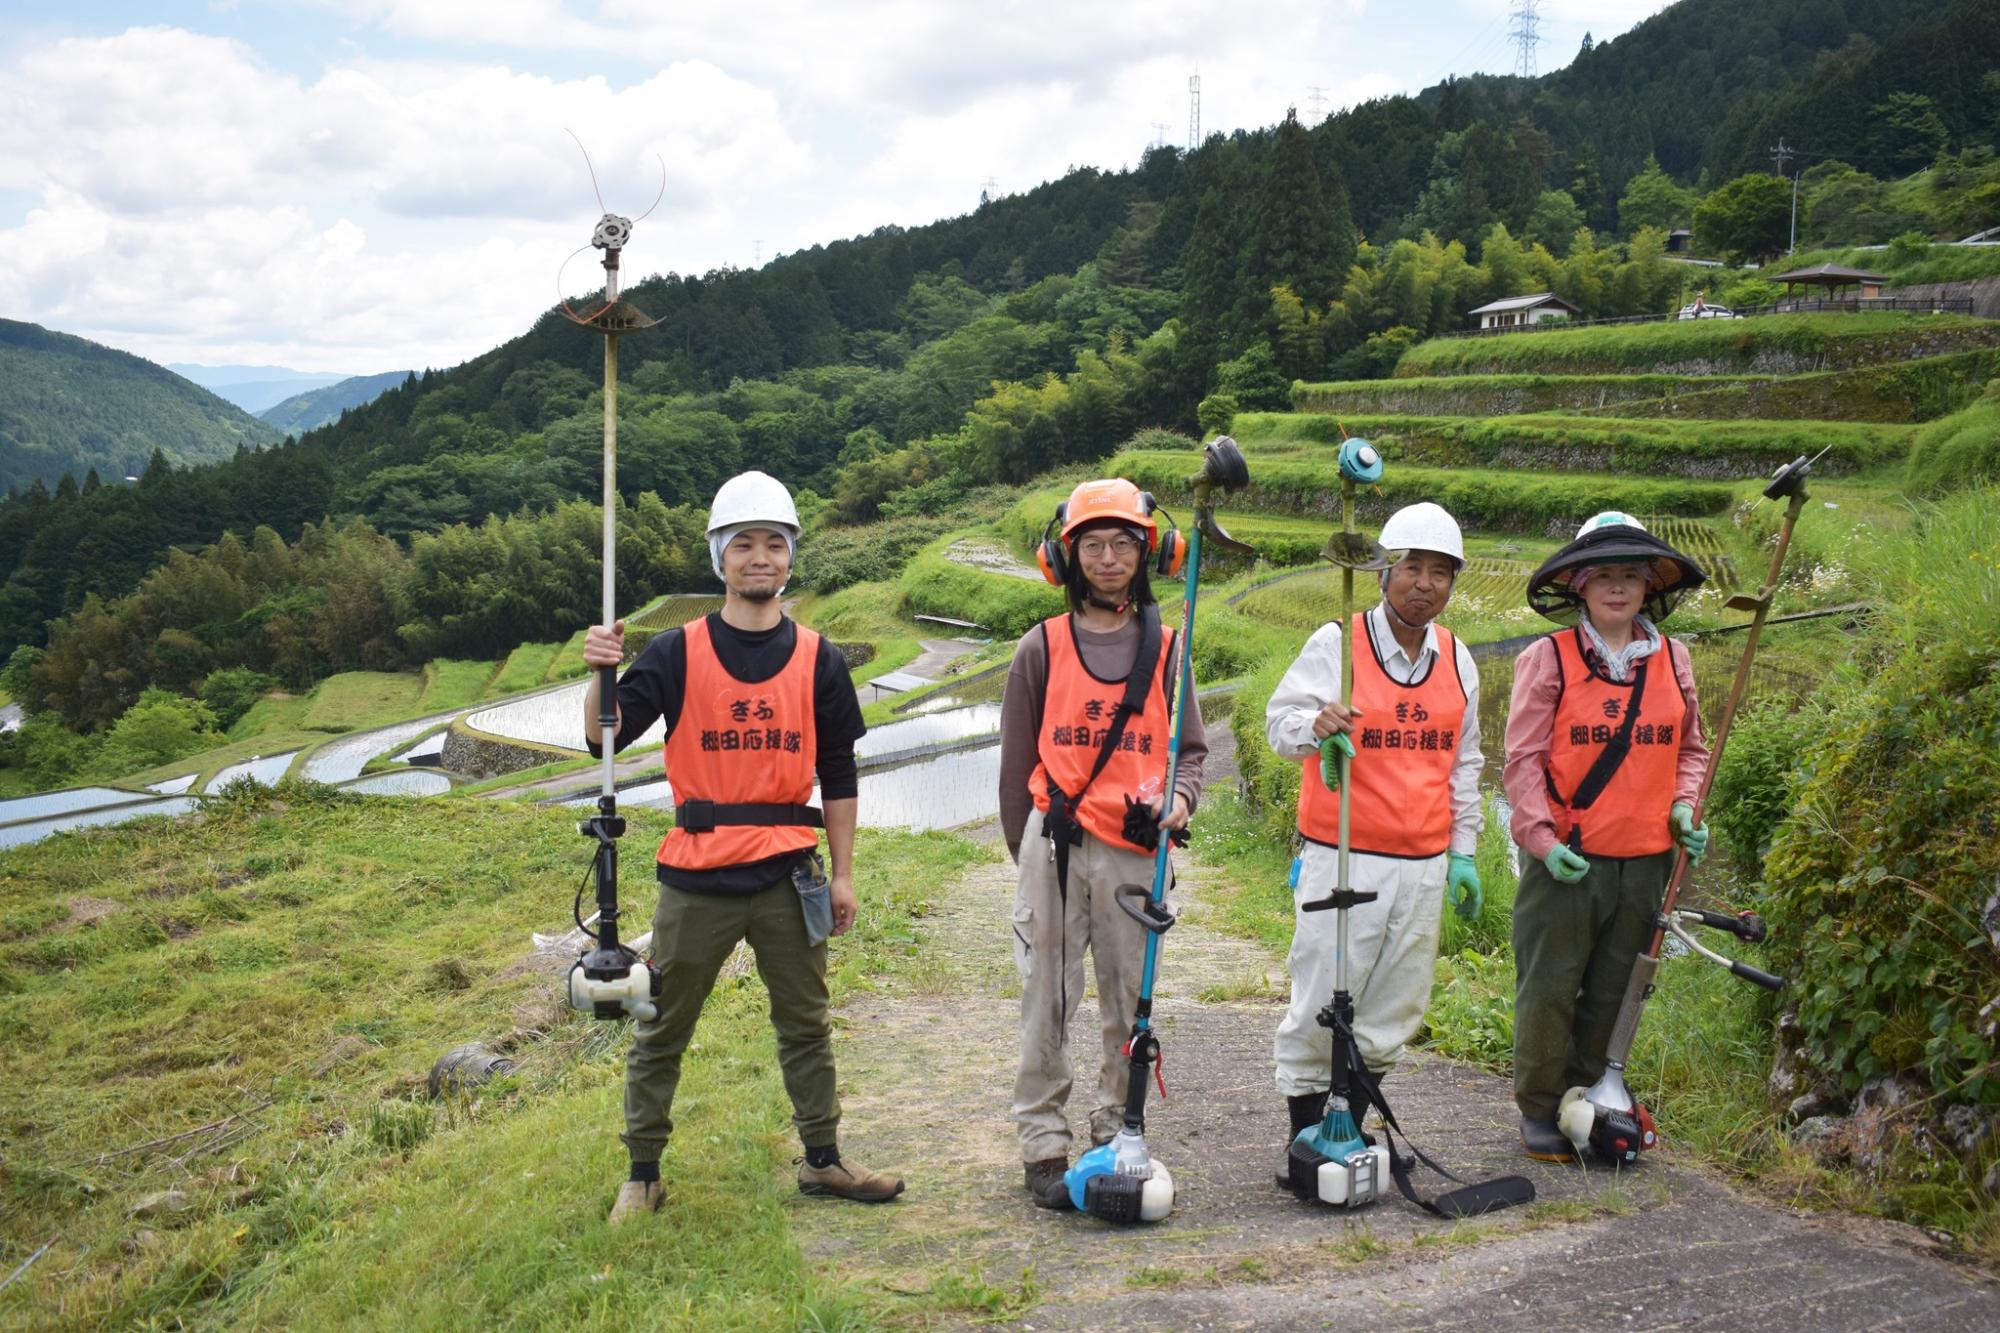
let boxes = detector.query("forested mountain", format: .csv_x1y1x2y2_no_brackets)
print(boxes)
0,321,284,496
260,371,414,436
2,0,1996,728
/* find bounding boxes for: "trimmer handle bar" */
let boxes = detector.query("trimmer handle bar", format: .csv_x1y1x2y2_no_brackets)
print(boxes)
1115,883,1177,935
1674,907,1767,943
1301,888,1378,914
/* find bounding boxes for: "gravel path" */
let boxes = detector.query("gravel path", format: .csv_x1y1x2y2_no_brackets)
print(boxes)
790,843,2000,1330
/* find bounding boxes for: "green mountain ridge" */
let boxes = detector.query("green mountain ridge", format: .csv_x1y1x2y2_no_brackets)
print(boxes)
0,319,284,495
259,371,415,436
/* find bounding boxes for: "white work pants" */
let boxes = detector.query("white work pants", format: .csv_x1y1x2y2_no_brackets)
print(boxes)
1274,844,1446,1096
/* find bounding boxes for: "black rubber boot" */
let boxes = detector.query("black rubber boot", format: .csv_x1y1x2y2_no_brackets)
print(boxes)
1278,1092,1330,1188
1521,1114,1576,1163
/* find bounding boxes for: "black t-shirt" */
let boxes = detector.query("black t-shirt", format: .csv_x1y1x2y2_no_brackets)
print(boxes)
587,612,866,894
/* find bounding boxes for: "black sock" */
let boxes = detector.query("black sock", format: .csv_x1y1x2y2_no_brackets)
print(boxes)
629,1160,660,1184
804,1144,840,1169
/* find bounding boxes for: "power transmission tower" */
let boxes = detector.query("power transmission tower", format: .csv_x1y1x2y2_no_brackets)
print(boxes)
1150,121,1170,151
979,176,998,207
1306,84,1328,122
1770,139,1800,254
1509,0,1542,79
753,239,762,267
1188,74,1201,151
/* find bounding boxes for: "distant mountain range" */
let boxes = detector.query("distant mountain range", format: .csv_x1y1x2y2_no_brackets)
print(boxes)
166,364,354,415
258,371,413,435
1,321,284,495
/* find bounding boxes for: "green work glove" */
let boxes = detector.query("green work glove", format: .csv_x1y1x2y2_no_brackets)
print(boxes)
1445,852,1481,920
1318,731,1354,793
1543,844,1591,884
1670,802,1709,863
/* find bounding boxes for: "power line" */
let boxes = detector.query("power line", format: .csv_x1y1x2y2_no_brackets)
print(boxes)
1509,0,1542,79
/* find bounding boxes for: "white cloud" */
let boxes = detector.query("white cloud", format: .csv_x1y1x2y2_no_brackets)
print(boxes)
0,25,807,368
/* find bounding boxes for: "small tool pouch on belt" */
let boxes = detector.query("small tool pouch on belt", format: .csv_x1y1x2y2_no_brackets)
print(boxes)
791,852,832,947
1042,603,1164,888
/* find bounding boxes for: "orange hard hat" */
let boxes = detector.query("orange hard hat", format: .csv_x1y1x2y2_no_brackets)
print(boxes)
1058,478,1158,547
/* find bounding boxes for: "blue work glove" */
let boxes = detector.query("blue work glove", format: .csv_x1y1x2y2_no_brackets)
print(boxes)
1670,802,1709,863
1445,852,1482,920
1543,844,1591,884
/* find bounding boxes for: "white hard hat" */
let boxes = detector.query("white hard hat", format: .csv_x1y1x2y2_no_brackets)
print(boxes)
706,470,800,538
1379,502,1464,570
1576,510,1646,538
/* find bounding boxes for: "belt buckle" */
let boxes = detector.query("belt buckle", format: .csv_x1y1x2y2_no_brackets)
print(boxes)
679,799,716,833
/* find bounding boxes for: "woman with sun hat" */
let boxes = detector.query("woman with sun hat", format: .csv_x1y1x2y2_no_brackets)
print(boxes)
1502,511,1712,1163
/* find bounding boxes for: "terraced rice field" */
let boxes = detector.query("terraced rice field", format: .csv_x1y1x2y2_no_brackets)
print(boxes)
0,796,201,850
301,715,456,783
1643,516,1742,591
0,786,148,823
205,751,299,792
630,595,724,630
465,680,666,752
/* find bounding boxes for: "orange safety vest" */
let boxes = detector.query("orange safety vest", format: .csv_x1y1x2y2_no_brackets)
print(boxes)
1544,627,1687,859
657,616,821,872
1297,614,1466,859
1029,614,1175,854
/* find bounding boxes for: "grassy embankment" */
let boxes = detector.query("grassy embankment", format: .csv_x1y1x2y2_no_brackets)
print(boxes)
1298,349,2000,425
0,785,991,1327
1394,311,2000,379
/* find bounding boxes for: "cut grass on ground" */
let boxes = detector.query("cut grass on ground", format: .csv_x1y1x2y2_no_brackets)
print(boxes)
0,785,987,1328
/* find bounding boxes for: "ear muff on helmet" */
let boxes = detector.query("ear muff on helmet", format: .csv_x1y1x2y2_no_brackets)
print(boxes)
1037,502,1070,587
1151,505,1187,579
1041,490,1186,588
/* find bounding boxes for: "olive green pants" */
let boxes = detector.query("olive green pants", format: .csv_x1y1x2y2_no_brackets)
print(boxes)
1510,850,1672,1120
622,874,839,1163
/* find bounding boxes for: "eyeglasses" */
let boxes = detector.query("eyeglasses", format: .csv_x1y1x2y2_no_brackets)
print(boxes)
1076,535,1142,559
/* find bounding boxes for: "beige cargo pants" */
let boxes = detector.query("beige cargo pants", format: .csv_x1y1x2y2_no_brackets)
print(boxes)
1011,806,1163,1165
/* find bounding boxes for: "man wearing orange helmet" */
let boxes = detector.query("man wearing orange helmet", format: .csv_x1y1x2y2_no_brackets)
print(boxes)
998,477,1209,1210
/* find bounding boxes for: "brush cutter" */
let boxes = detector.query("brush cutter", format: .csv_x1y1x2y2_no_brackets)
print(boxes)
1288,437,1535,1219
1557,451,1822,1163
1287,436,1396,1206
1064,436,1254,1224
561,207,663,1023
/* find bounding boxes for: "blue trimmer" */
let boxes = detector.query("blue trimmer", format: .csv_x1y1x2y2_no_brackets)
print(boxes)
1286,437,1536,1219
1287,436,1395,1205
1066,436,1254,1224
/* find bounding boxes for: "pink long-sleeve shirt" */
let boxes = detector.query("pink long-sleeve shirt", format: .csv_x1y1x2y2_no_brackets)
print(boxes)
1502,631,1709,861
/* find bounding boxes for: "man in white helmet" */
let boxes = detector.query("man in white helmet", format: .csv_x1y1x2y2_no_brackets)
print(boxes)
1264,501,1485,1162
581,470,905,1220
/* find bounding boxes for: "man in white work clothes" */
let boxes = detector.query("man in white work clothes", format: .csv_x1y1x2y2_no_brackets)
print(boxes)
1264,502,1485,1160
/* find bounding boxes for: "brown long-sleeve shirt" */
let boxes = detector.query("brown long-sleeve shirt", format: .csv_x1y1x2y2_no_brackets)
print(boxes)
997,611,1207,862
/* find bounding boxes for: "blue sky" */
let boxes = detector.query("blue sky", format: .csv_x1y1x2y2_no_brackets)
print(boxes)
0,1,1662,372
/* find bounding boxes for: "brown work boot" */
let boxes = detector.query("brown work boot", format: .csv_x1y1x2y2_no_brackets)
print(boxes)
1023,1157,1073,1210
607,1179,662,1224
798,1154,905,1203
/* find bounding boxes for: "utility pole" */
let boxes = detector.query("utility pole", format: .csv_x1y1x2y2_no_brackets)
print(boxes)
1188,73,1201,151
1509,0,1541,79
1771,138,1799,254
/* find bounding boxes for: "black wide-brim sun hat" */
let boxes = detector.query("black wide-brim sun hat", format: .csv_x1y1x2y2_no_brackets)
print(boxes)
1526,526,1707,626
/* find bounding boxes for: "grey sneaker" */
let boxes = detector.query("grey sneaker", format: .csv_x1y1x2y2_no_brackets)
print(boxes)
608,1179,662,1224
1024,1157,1073,1210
